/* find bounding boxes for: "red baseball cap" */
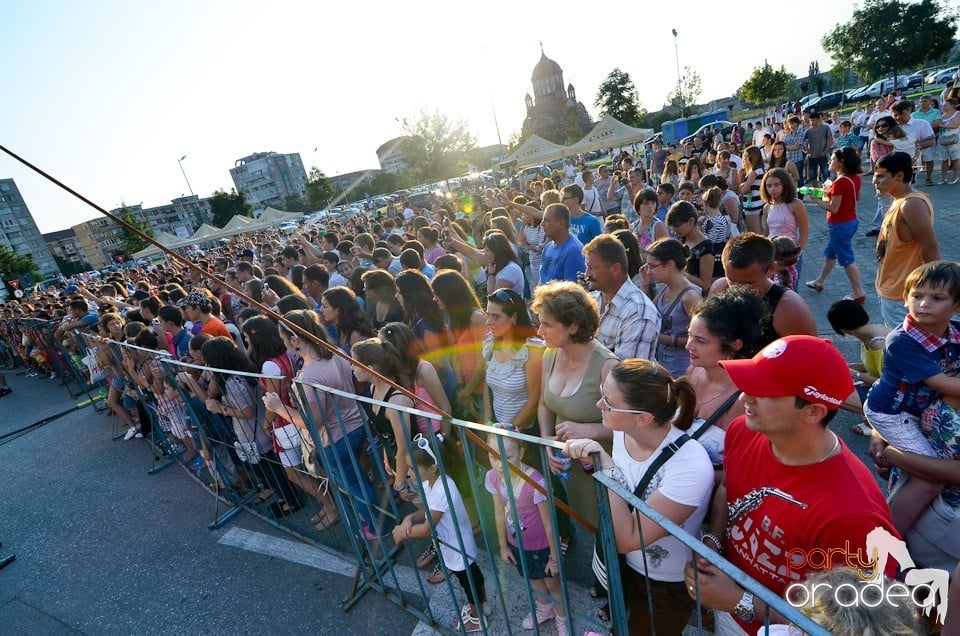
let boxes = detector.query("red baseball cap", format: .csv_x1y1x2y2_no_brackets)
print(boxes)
719,336,853,410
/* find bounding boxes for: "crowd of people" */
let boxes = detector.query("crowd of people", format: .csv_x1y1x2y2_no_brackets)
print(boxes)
1,97,959,635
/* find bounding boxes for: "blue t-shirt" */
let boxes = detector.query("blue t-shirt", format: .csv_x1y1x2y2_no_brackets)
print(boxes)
867,320,960,416
569,212,602,245
78,313,98,328
540,235,585,284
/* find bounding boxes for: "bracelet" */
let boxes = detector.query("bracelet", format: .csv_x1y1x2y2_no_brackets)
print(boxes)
547,555,557,563
701,532,724,552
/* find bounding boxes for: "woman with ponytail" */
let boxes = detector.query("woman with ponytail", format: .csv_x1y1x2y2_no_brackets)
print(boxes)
563,359,714,635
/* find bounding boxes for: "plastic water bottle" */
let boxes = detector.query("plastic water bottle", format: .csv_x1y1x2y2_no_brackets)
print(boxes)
554,449,571,480
798,186,812,196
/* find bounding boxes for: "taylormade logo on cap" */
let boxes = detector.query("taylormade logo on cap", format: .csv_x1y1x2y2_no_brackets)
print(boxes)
803,385,843,406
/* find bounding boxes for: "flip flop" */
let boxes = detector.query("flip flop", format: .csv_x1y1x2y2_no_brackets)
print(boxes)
842,294,866,304
804,280,824,293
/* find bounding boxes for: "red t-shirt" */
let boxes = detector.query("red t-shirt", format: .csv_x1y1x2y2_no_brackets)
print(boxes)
201,316,231,339
722,416,898,632
826,174,860,224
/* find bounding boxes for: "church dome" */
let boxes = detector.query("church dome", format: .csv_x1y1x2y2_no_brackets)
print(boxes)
531,52,562,81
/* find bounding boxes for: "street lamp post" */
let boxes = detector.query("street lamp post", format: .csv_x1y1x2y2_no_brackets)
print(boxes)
177,155,195,197
672,29,685,118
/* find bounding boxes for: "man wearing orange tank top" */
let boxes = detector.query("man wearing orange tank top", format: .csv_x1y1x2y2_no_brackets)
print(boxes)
873,152,940,328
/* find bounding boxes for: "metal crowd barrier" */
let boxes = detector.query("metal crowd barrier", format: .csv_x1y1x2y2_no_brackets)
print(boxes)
6,327,837,634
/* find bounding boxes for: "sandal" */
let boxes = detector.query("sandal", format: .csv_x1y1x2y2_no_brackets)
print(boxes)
454,604,481,633
313,511,340,532
426,562,446,584
804,280,824,293
416,543,438,568
852,422,873,437
842,294,866,304
926,178,934,186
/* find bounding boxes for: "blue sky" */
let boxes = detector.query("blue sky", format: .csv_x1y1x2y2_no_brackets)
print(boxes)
2,0,870,232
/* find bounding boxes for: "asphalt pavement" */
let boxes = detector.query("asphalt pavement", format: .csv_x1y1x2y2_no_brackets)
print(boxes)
0,371,417,635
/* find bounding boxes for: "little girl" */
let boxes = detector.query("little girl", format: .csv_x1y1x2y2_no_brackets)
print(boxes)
760,167,808,282
770,236,801,291
394,436,488,633
156,375,203,473
660,159,680,186
485,426,567,636
699,186,731,257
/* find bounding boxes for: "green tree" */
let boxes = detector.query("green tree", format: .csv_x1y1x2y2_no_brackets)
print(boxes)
667,66,702,113
808,61,825,97
116,204,153,256
53,255,92,276
281,194,308,213
305,167,336,209
736,60,796,105
594,68,646,126
400,110,477,182
823,0,957,83
208,188,252,227
0,244,37,292
367,171,403,196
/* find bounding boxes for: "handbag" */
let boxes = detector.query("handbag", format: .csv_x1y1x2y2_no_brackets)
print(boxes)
940,130,959,146
82,350,107,383
591,433,691,591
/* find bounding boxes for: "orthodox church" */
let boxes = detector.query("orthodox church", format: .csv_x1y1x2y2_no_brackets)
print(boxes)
521,48,592,144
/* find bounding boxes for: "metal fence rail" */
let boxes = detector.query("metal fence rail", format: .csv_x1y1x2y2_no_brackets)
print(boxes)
7,327,843,635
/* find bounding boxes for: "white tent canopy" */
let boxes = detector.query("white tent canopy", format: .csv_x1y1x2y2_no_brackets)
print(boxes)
565,114,654,155
501,135,568,167
132,230,191,259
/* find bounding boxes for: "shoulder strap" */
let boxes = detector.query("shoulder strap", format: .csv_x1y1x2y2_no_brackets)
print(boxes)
660,286,697,319
630,433,690,507
691,391,741,440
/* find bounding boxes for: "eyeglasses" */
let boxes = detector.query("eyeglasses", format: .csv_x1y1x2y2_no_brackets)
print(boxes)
599,387,646,414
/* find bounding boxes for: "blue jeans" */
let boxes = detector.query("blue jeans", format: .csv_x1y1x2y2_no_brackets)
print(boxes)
873,194,893,231
879,296,908,329
807,156,830,184
321,426,385,534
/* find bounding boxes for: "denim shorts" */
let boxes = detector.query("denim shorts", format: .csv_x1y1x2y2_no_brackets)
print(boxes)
823,219,858,266
509,543,552,580
110,375,125,391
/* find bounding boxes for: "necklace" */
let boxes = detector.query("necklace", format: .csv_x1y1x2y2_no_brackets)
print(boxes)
817,432,840,463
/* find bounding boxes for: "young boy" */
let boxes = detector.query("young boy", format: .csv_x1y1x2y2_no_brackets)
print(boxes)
834,121,860,151
655,183,675,223
864,261,960,535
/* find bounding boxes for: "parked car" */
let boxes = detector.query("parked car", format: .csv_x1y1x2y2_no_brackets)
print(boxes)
906,70,925,88
519,164,550,183
680,120,735,146
859,76,909,100
805,91,846,112
845,86,867,102
926,66,958,85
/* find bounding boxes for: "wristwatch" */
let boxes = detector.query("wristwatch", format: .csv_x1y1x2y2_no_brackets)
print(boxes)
733,591,756,622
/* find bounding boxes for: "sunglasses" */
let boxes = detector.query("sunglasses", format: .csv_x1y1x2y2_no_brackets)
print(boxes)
413,433,440,464
599,387,647,414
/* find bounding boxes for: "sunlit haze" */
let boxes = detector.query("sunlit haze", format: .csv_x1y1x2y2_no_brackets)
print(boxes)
2,0,849,233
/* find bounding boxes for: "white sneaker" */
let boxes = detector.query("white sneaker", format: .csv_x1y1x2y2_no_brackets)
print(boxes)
123,425,141,440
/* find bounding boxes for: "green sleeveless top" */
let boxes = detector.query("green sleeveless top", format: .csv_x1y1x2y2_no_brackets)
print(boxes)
542,343,618,425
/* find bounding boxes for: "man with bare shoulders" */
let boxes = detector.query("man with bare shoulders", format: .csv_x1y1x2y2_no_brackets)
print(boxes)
873,151,940,328
708,234,818,346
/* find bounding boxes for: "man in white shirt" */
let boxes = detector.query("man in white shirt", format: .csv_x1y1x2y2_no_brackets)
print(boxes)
580,170,604,216
892,99,936,165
